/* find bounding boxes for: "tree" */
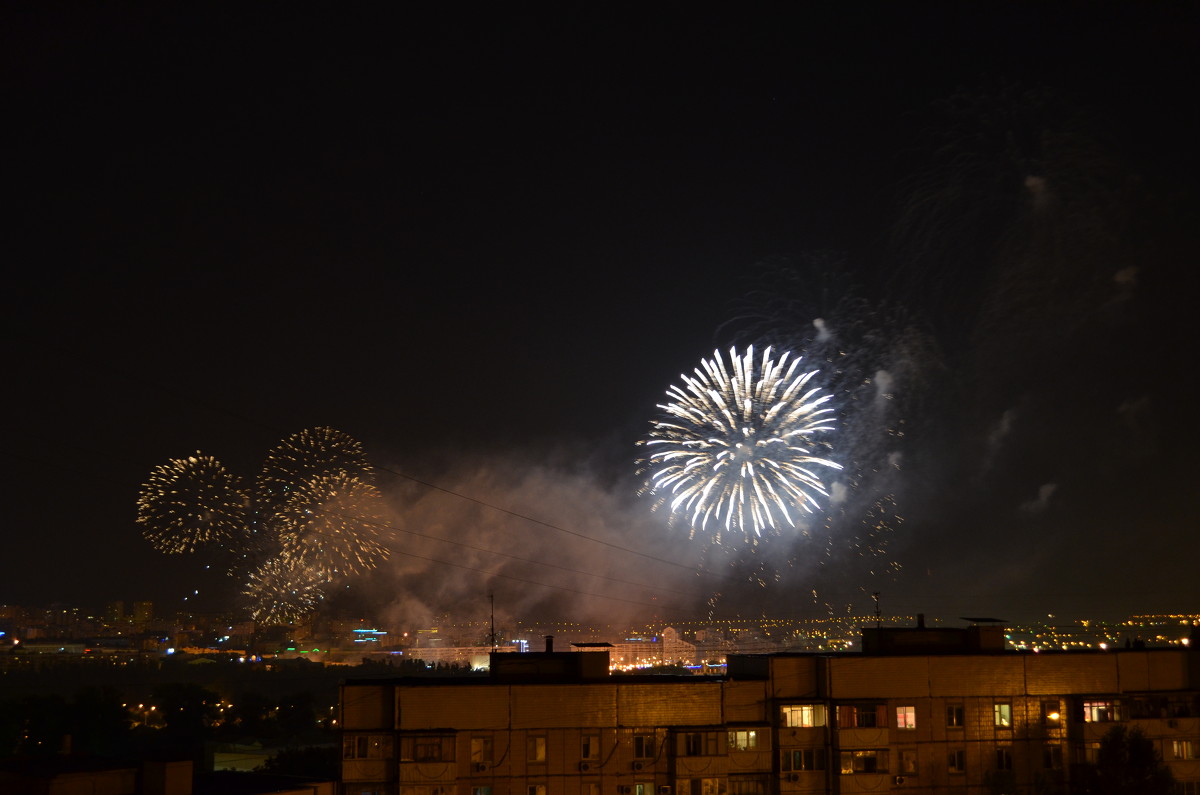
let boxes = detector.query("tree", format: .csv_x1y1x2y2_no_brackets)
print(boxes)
151,682,219,742
1080,725,1174,795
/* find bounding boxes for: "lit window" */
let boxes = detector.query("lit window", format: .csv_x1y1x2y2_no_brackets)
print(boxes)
781,749,825,772
471,737,493,764
728,730,758,751
896,706,916,729
994,703,1012,728
946,705,964,728
527,735,546,763
948,749,965,774
1173,740,1197,760
1042,701,1061,725
781,704,826,728
1083,700,1120,722
840,749,889,774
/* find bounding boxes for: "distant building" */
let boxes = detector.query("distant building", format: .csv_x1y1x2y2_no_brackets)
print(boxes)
132,601,154,623
105,600,126,622
340,623,1200,795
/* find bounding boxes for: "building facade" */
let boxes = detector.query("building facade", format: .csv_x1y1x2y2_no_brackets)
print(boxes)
340,639,1200,795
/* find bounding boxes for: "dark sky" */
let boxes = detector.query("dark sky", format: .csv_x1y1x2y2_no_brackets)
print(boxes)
5,5,1198,628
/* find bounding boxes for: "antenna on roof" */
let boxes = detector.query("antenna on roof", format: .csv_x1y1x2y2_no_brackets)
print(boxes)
873,592,881,629
488,593,498,650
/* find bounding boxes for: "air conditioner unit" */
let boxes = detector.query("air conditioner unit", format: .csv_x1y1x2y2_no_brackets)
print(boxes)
620,787,632,794
473,763,488,772
786,773,800,783
893,776,905,785
632,761,645,771
579,762,592,772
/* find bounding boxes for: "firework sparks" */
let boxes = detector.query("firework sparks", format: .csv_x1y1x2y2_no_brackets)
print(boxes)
243,555,327,626
640,346,842,541
255,426,373,511
275,472,390,576
137,453,248,554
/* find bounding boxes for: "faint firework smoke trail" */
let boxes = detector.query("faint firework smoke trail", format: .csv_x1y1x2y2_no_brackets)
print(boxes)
137,453,249,554
638,345,842,543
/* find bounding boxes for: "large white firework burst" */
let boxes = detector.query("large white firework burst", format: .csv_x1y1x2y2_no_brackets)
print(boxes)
640,346,842,541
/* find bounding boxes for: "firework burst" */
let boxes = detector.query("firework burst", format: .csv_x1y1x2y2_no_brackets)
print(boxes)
255,427,373,511
137,453,248,554
274,472,390,576
243,555,328,626
639,346,842,542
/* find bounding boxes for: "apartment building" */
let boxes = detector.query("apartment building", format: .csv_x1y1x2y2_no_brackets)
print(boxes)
340,628,1200,795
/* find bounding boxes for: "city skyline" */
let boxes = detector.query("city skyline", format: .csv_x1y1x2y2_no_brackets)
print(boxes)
5,6,1198,626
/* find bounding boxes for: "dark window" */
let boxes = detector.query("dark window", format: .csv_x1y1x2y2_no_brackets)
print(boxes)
839,704,885,728
683,731,721,756
727,776,767,795
781,749,825,772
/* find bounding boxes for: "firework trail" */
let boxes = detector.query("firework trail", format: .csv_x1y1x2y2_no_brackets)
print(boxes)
136,453,248,554
243,554,328,626
639,345,842,543
275,472,391,577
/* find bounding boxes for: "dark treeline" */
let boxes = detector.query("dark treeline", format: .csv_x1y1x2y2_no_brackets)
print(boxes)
0,654,478,772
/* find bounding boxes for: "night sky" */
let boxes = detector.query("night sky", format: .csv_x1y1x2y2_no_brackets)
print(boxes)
5,5,1198,628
